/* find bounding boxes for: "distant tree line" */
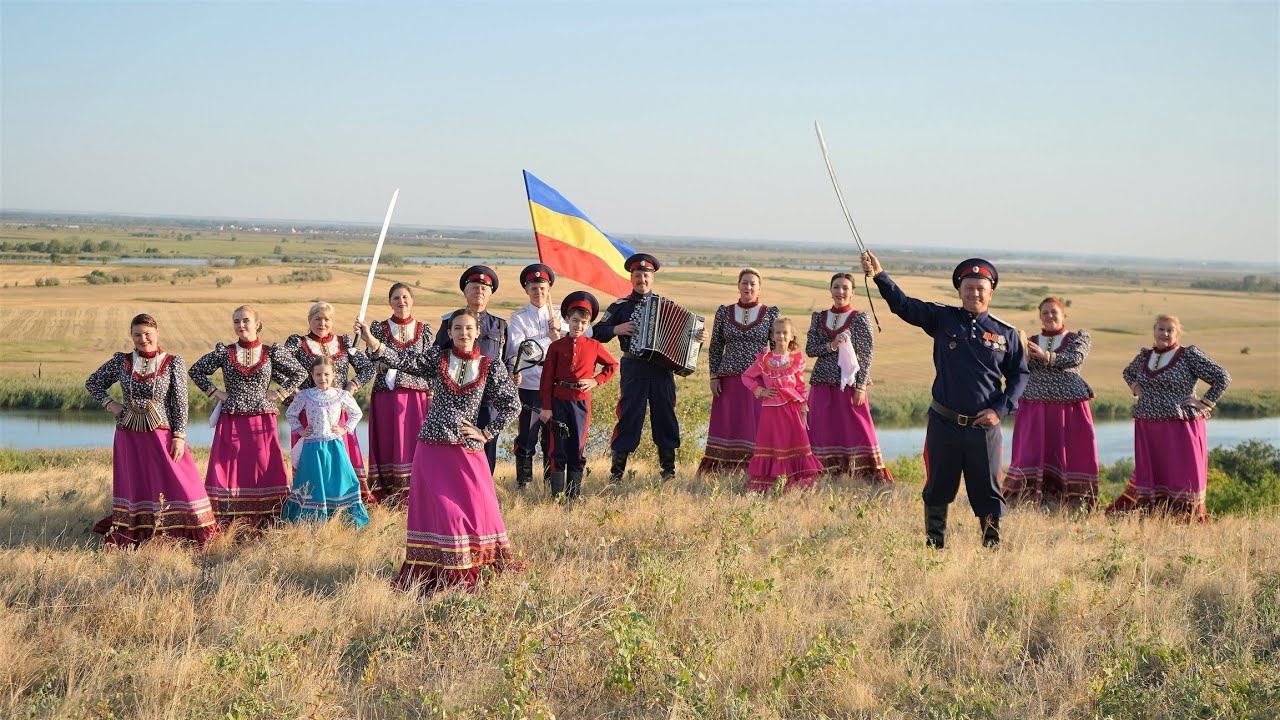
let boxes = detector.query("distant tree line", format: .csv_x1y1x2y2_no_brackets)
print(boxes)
1191,275,1280,293
0,238,125,254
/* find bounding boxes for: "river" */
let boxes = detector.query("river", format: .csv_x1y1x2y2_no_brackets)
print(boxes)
1,409,1276,465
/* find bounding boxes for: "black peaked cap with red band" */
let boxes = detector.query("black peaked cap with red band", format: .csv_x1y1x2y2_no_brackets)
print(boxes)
624,253,660,273
560,290,600,322
458,265,499,293
520,263,555,287
952,258,999,290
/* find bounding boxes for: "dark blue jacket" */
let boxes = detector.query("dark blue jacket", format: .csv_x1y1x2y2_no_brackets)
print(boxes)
874,272,1029,417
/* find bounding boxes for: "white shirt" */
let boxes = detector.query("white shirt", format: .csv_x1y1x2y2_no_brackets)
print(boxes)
1148,346,1178,372
732,303,763,326
445,352,483,387
506,302,561,391
825,309,852,332
1037,332,1067,351
286,388,362,441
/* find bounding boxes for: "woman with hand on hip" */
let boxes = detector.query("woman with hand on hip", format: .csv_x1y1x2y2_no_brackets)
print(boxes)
357,309,520,594
189,305,307,529
85,313,217,547
1106,314,1230,522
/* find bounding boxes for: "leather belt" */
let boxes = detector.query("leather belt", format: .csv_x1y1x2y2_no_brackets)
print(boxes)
930,400,979,427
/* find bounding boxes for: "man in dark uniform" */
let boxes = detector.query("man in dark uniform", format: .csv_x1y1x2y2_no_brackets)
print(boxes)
593,253,708,482
862,252,1029,548
434,265,510,472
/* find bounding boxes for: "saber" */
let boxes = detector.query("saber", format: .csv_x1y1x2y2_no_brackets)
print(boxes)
356,188,400,343
814,121,881,331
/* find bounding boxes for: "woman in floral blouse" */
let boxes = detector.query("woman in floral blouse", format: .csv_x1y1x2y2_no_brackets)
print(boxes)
1106,314,1230,521
189,305,307,528
698,268,779,476
357,309,520,593
1003,297,1099,511
85,313,217,546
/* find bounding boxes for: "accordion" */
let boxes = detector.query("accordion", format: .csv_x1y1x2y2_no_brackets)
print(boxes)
627,295,705,376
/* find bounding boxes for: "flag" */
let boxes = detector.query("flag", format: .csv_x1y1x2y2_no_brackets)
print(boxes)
523,170,636,298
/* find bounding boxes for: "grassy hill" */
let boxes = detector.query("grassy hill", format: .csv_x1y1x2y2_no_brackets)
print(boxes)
2,450,1277,719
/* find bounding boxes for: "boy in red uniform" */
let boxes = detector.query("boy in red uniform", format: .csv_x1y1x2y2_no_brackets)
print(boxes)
539,290,617,499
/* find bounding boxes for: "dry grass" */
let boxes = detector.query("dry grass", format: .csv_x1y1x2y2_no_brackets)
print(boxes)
2,262,1277,393
2,452,1278,719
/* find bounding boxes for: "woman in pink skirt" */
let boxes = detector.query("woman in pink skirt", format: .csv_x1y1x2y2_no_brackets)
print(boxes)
698,268,778,476
1106,314,1230,522
805,273,893,483
742,318,823,492
189,305,307,528
366,283,434,505
356,309,520,593
284,301,376,505
85,313,217,547
1003,297,1099,511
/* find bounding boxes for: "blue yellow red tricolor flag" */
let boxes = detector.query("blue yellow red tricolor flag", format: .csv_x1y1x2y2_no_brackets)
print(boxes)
523,170,636,298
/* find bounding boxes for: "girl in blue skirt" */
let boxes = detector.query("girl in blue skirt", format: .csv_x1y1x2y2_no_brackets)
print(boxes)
283,356,370,527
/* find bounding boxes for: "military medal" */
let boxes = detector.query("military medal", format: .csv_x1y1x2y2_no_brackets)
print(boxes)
948,341,957,350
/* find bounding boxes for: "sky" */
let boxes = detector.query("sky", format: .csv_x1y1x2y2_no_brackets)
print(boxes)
2,1,1276,262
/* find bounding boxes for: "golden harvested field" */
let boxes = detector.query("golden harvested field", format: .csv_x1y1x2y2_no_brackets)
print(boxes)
2,451,1278,719
1,261,1277,392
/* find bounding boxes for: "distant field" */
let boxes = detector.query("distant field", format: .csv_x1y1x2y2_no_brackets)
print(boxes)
1,256,1276,396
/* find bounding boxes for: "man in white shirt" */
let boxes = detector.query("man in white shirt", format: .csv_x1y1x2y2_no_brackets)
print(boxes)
505,263,562,490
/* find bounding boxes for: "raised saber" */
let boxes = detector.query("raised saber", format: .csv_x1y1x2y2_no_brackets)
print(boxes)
356,188,400,343
814,121,881,332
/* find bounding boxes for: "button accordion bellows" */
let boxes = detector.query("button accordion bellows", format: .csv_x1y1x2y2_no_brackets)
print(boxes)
627,294,705,376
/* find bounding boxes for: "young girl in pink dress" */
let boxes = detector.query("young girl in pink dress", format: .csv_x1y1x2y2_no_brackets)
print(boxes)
741,317,824,492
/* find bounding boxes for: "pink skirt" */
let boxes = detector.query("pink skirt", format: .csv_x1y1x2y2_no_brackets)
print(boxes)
93,427,217,547
1107,417,1209,522
205,412,290,528
698,375,761,475
1004,399,1100,510
394,442,519,594
292,408,374,505
368,388,430,504
807,384,894,483
746,402,823,492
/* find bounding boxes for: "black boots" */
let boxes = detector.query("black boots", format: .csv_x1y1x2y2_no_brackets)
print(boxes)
566,468,584,500
658,448,677,480
515,455,534,490
609,452,629,483
925,505,948,549
609,450,674,483
924,506,1002,548
981,515,1001,548
548,468,566,498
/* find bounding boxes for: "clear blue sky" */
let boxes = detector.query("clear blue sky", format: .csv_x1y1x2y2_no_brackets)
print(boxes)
3,1,1276,262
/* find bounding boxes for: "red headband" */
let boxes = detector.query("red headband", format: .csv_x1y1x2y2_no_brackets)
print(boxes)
465,273,493,286
567,300,593,314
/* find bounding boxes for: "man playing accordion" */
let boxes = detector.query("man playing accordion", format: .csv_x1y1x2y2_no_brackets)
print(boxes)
593,253,708,482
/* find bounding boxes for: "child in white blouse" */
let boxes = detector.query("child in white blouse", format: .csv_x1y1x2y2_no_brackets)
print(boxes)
283,357,370,527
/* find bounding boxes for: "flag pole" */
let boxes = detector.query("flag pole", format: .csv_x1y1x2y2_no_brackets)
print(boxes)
522,170,558,333
814,121,881,332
